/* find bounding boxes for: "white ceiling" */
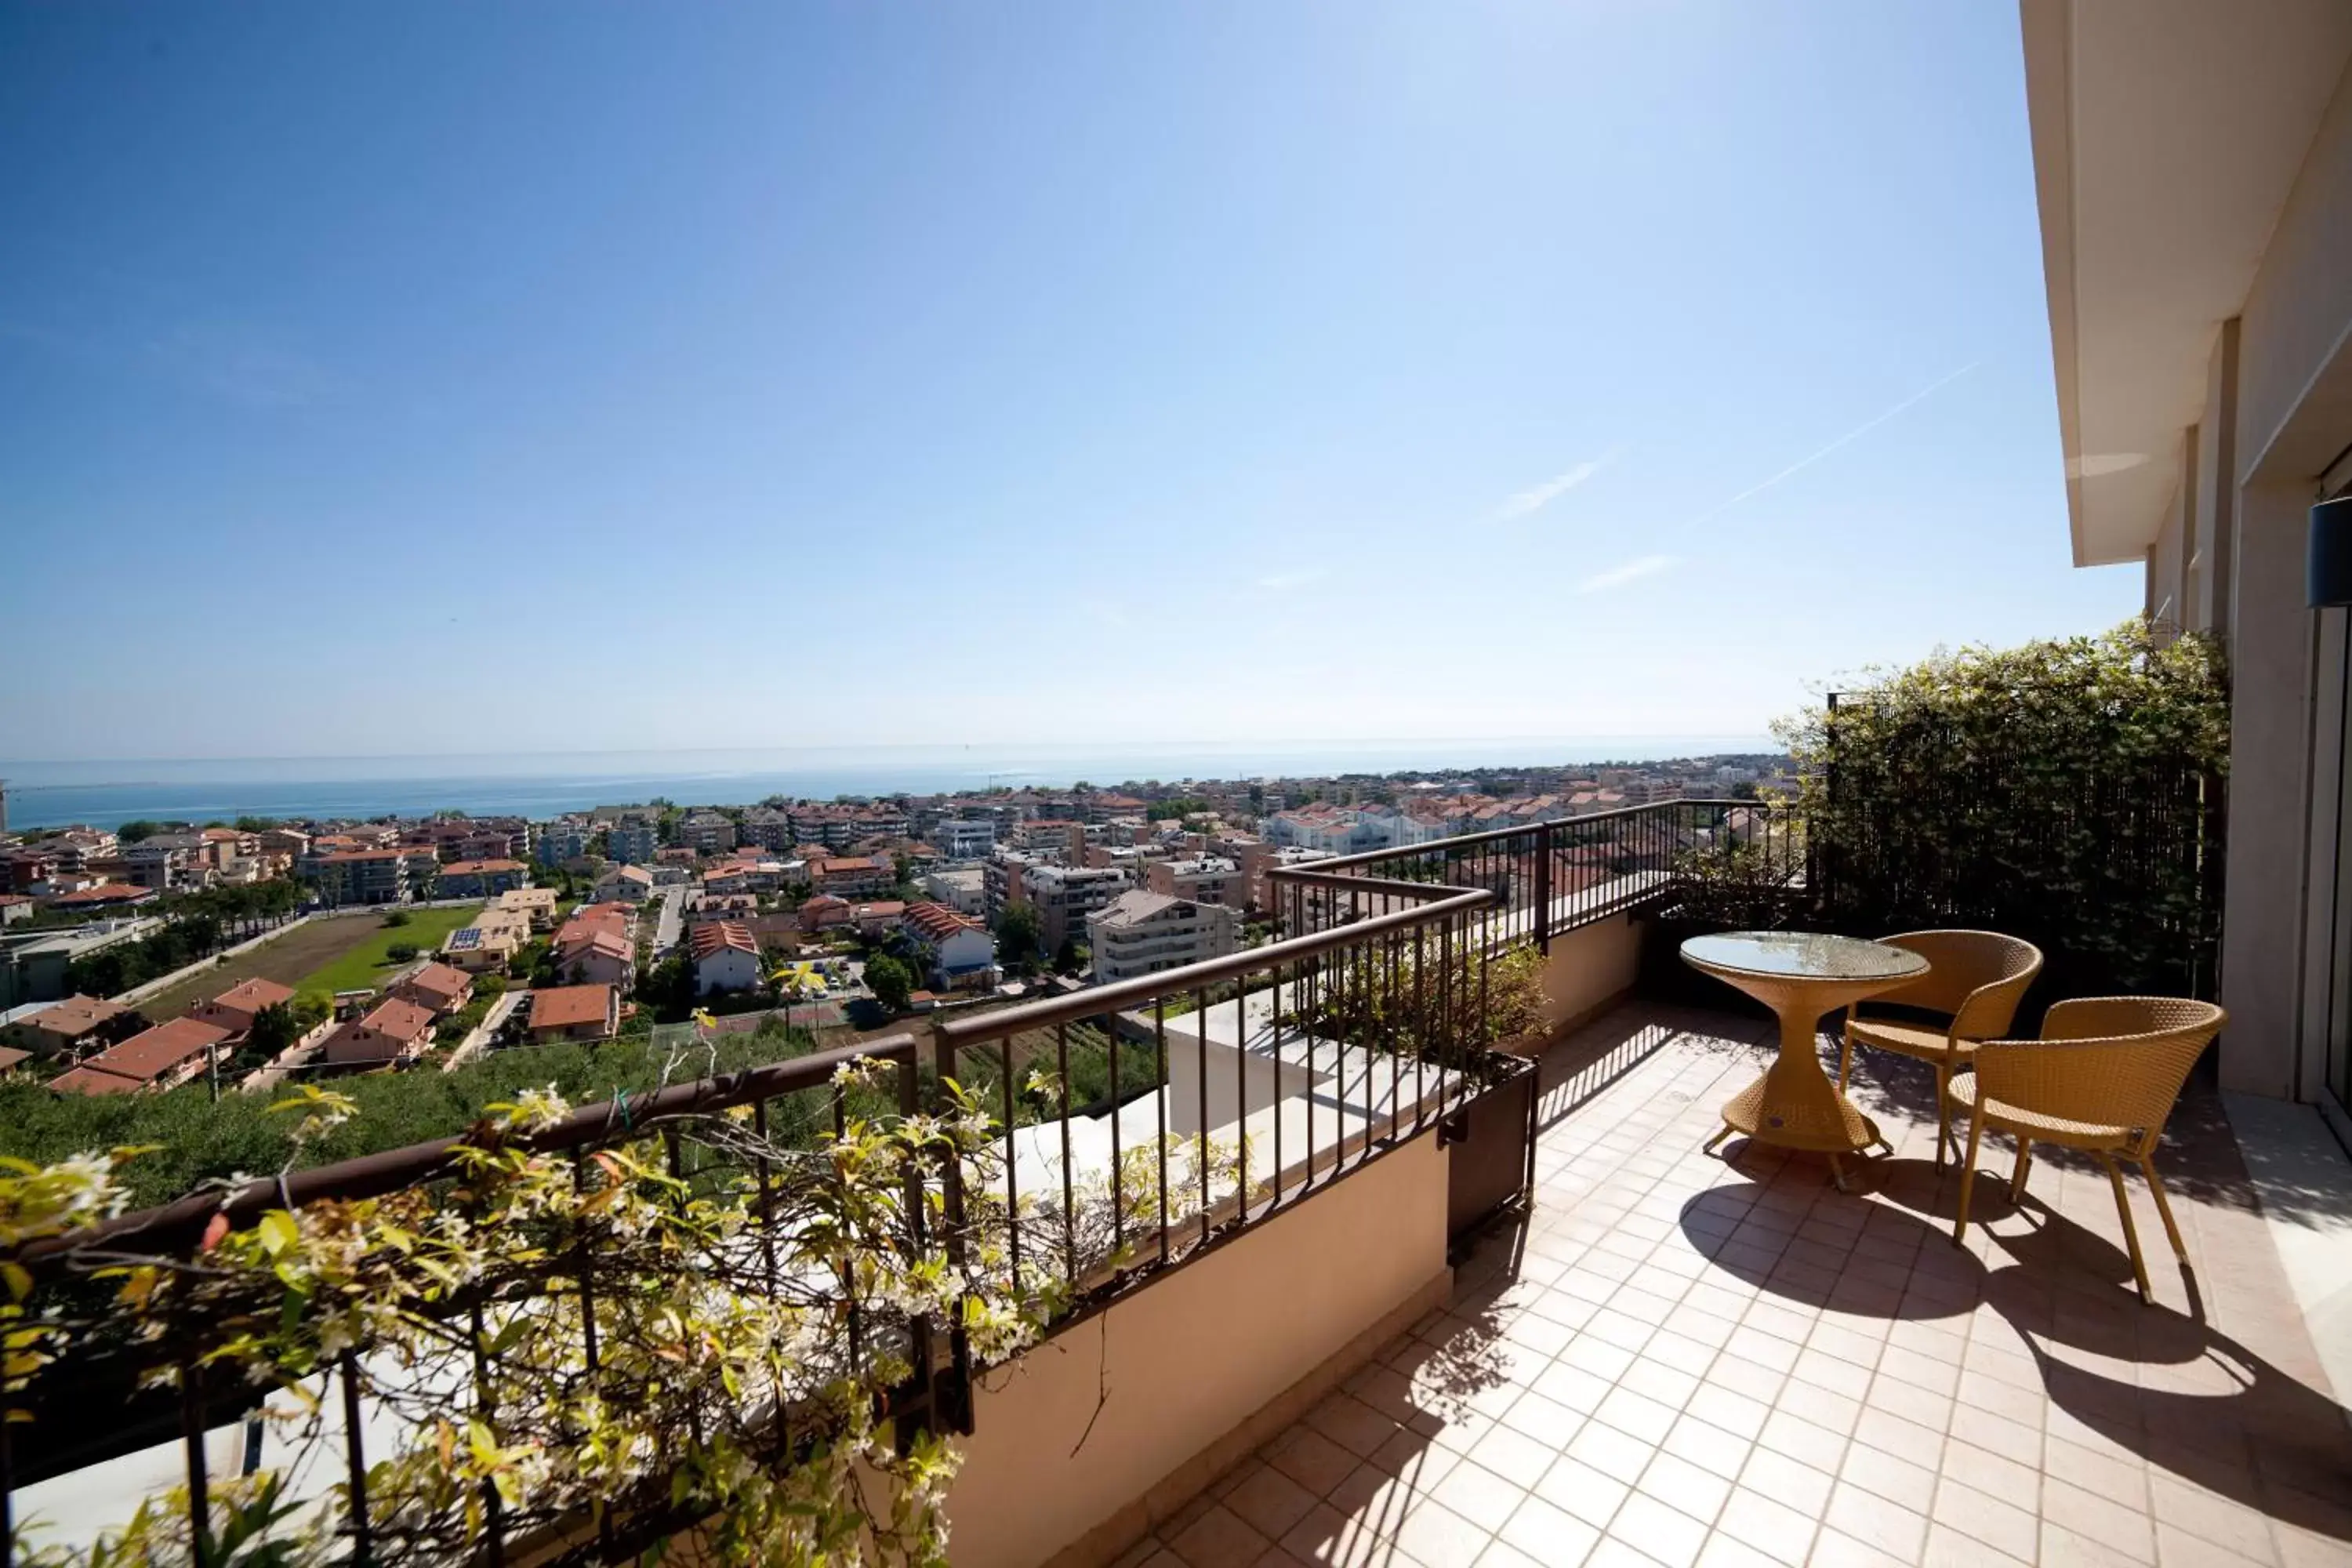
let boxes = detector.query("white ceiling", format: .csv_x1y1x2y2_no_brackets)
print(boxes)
2023,0,2352,566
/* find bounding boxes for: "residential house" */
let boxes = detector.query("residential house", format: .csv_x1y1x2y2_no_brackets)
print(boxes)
0,994,131,1058
528,983,618,1044
491,886,558,931
594,863,657,905
0,894,31,926
43,882,158,914
689,921,764,996
441,906,532,973
392,961,474,1016
554,927,634,992
49,1016,233,1096
1084,890,1241,982
321,997,437,1068
898,902,997,992
189,978,296,1042
436,859,530,899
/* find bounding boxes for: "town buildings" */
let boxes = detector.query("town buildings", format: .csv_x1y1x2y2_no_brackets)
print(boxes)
1084,890,1240,982
50,1015,232,1095
898,902,997,992
1018,864,1133,956
436,859,530,899
322,997,437,1068
528,983,619,1043
935,819,996,860
689,920,763,995
1143,855,1245,907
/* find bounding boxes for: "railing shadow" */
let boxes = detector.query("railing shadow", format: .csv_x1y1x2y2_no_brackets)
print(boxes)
1678,1164,2352,1544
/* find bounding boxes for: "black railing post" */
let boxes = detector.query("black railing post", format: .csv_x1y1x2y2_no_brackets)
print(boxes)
1534,820,1554,954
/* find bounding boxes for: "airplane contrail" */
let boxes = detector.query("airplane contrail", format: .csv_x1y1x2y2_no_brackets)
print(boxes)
1691,361,1981,525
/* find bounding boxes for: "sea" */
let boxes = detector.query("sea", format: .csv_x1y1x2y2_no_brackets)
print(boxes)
0,739,1777,832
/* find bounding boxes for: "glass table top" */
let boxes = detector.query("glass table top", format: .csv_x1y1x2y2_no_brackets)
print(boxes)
1679,931,1929,982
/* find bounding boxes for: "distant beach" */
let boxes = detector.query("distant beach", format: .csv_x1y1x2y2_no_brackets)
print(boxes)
0,738,1778,832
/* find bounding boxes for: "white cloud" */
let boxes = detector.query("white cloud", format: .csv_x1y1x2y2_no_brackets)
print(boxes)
1576,554,1678,594
1496,454,1611,521
1253,569,1327,591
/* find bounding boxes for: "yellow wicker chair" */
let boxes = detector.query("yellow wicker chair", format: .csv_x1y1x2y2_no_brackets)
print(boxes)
1838,930,2043,1167
1947,996,2227,1302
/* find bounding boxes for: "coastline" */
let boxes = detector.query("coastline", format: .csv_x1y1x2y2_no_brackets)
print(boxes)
0,738,1778,831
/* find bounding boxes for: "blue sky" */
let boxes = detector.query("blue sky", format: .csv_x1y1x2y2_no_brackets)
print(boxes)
0,1,2136,763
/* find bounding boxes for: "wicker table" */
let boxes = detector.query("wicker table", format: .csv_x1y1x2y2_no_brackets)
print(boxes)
1682,931,1930,1190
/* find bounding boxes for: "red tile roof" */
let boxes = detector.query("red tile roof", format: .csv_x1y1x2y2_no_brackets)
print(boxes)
209,978,296,1016
397,962,473,1006
59,1016,231,1093
359,997,437,1043
690,921,758,959
902,901,983,942
531,984,615,1031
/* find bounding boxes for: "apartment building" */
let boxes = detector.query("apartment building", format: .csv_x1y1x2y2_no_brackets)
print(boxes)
1084,890,1240,982
1144,855,1245,907
593,863,657,905
677,811,737,855
437,859,530,898
299,848,408,906
739,808,795,851
982,851,1035,924
807,854,895,900
1021,863,1132,956
536,822,590,866
922,866,985,916
935,819,996,860
606,821,659,865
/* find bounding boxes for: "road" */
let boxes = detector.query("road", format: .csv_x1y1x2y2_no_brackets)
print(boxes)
441,989,527,1073
652,884,688,954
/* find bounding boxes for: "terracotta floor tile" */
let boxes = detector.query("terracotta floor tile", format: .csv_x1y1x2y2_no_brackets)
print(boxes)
1167,1503,1272,1567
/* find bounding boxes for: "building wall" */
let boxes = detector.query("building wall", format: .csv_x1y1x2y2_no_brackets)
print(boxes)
942,1132,1451,1568
2205,61,2352,1099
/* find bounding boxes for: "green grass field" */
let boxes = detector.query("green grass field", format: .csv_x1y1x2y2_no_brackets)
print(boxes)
299,905,484,995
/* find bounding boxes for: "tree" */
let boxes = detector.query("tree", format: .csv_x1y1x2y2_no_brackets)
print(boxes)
383,909,412,927
995,900,1043,973
117,819,161,844
387,942,419,964
1054,938,1085,975
242,1000,308,1065
864,953,914,1014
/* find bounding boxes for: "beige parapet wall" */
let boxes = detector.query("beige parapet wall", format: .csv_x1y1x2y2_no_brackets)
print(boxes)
1534,913,1642,1042
943,1130,1453,1568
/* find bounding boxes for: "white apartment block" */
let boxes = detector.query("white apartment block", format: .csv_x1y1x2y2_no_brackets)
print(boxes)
935,820,996,860
1086,891,1240,982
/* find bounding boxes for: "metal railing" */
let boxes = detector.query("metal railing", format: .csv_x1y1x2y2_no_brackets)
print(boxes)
929,875,1521,1352
1270,797,1805,953
4,1036,939,1567
5,854,1557,1563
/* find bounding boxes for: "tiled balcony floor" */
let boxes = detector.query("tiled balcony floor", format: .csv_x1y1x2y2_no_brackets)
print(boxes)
1121,1002,2352,1568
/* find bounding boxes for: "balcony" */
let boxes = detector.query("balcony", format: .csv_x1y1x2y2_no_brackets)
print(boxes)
5,803,2346,1568
1116,1000,2352,1568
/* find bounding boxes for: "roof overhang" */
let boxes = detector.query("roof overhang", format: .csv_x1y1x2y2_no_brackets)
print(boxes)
2021,0,2352,566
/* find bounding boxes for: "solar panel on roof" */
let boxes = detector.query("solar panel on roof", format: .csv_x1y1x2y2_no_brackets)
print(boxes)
448,927,483,951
